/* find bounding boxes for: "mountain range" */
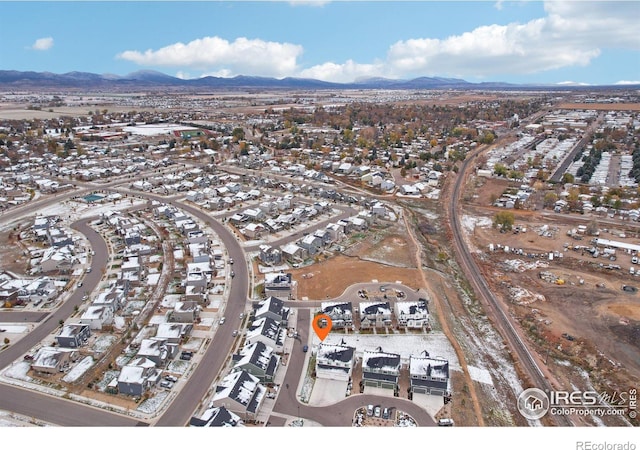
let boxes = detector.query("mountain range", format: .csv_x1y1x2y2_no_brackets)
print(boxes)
0,70,633,91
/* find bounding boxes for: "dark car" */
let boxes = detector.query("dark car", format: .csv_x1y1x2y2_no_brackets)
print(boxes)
180,351,193,361
302,345,309,353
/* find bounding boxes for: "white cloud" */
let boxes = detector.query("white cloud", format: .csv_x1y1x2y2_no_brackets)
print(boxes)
31,37,53,51
118,36,303,78
299,60,384,83
321,1,637,81
116,1,638,83
615,80,640,85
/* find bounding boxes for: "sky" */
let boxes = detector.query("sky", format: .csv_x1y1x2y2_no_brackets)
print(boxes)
0,1,638,85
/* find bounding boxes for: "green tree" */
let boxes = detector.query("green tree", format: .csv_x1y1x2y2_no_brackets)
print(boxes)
494,163,508,177
493,211,515,232
561,173,575,184
232,127,245,142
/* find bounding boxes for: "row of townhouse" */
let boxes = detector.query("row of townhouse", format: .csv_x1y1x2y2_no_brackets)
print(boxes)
0,273,60,307
191,296,290,424
258,213,371,266
321,298,430,330
31,216,77,269
314,342,450,397
117,321,193,396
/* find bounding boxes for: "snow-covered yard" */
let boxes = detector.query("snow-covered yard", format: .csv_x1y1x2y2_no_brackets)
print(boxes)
96,370,119,392
316,332,462,371
3,361,32,382
92,335,117,354
136,390,169,414
146,273,160,286
62,356,93,383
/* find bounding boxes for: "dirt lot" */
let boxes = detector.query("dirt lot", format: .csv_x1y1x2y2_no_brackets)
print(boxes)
292,254,422,300
463,178,640,425
292,219,422,299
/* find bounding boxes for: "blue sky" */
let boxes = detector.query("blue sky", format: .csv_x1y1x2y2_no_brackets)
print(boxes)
1,1,638,85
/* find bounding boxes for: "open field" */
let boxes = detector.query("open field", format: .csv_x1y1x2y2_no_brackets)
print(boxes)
462,177,639,426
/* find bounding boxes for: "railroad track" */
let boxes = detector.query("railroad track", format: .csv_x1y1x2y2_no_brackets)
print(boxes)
448,145,574,427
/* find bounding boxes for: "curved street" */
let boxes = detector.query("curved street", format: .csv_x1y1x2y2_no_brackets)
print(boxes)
0,176,439,427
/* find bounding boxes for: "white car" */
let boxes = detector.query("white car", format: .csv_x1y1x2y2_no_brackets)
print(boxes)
219,317,226,325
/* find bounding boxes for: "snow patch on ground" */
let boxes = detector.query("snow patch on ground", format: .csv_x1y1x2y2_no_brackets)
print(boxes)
503,259,549,272
136,390,169,414
62,356,93,383
3,361,32,382
92,335,117,354
0,325,29,333
315,332,461,370
461,215,493,234
467,365,494,386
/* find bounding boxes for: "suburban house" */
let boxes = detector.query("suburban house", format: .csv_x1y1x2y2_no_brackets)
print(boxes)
409,352,450,396
263,272,296,301
325,223,345,242
155,322,193,344
185,284,207,303
136,338,178,367
281,242,308,263
30,347,79,374
189,406,244,427
299,234,323,255
39,246,77,273
253,296,290,326
315,341,356,382
359,301,393,329
320,301,353,328
361,348,401,392
395,298,430,328
92,287,124,313
240,223,266,239
79,305,114,330
117,357,162,397
245,317,286,353
171,301,200,323
231,341,280,383
55,323,91,348
209,370,267,420
258,244,282,266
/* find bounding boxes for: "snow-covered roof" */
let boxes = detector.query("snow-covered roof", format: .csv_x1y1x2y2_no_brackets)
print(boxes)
362,348,401,371
409,353,449,379
321,301,353,316
213,370,266,413
396,299,429,317
360,301,392,316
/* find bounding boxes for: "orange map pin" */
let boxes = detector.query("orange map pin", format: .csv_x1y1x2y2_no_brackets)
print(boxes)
312,314,332,341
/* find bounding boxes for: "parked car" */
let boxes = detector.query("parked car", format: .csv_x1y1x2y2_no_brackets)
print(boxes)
160,380,174,389
219,317,226,325
374,406,381,417
438,418,455,426
366,404,374,416
164,375,178,383
302,345,308,353
383,407,390,419
232,330,238,337
180,351,193,361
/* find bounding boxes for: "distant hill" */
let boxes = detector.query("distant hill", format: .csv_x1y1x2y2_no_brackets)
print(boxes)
0,70,635,91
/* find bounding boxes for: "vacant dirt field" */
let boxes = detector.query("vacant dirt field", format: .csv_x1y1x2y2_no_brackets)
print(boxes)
462,183,639,425
292,255,422,300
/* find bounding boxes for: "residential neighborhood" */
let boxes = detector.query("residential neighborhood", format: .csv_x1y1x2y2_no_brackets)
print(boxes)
0,79,637,434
